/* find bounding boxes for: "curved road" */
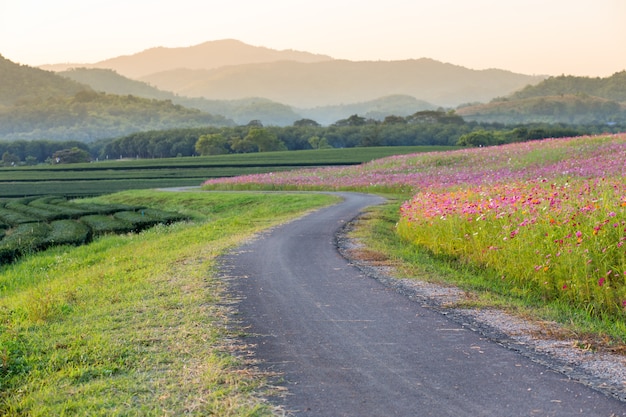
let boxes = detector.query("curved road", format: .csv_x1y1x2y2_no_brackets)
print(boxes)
220,193,626,416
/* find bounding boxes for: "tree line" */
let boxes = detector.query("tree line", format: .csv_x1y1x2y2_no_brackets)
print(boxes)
1,110,622,165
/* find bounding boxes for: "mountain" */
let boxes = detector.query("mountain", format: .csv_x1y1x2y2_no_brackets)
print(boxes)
41,40,545,110
59,67,302,125
58,68,438,126
456,72,626,124
0,56,232,141
139,59,544,108
41,39,333,79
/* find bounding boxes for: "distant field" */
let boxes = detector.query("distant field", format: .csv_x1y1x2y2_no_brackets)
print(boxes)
0,146,456,197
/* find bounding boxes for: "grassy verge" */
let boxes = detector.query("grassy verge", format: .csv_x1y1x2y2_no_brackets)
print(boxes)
0,190,338,416
349,197,626,352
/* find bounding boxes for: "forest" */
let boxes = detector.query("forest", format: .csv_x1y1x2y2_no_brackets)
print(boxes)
1,110,619,165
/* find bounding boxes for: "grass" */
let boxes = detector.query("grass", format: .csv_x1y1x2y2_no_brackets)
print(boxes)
0,146,452,198
0,190,338,416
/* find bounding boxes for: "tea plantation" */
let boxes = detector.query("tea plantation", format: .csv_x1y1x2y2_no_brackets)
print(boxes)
0,196,187,264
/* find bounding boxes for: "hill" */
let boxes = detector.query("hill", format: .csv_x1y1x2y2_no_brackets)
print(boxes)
0,56,232,141
457,72,626,124
508,71,626,102
41,39,333,79
0,55,85,106
139,58,544,108
59,68,302,125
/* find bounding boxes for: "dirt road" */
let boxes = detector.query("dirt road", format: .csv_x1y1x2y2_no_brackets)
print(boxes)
220,193,626,416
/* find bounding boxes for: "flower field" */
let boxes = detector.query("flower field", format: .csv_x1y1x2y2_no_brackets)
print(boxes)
204,134,626,316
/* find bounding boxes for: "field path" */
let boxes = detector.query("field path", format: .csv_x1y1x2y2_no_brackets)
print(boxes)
220,193,626,416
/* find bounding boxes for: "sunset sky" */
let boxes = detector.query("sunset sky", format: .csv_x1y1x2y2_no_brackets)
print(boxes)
1,0,624,77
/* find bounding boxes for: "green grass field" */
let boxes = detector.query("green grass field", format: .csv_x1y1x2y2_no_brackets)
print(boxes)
0,190,339,416
0,146,455,197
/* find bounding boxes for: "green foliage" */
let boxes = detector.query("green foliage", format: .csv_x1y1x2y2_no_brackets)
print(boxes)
0,57,232,142
456,130,503,147
460,72,626,124
0,139,90,164
0,222,51,262
509,71,626,102
243,128,286,152
0,207,40,226
0,197,188,264
0,91,231,142
0,55,85,106
78,214,134,236
52,147,91,164
4,201,63,222
112,210,162,232
195,133,229,155
2,152,19,166
44,219,91,246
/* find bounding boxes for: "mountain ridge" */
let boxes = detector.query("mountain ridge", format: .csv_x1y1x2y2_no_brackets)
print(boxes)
139,58,543,108
57,67,437,125
40,39,334,79
39,39,546,108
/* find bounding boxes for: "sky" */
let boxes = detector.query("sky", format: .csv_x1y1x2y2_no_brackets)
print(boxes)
0,0,624,77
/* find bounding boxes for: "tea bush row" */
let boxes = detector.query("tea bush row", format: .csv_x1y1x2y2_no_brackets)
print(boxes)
0,197,188,264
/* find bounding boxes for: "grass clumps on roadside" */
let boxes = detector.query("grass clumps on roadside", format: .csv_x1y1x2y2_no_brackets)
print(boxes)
0,190,337,416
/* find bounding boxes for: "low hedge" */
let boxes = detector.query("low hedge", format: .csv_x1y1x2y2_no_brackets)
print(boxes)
112,211,161,232
5,202,64,222
44,220,92,246
78,215,134,237
0,197,187,264
0,207,41,226
0,222,51,263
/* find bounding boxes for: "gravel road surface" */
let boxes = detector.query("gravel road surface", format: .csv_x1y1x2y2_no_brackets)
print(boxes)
220,192,626,416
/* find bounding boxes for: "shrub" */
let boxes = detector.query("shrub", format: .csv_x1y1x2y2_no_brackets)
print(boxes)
66,202,141,216
140,208,189,224
28,197,89,219
0,223,51,263
44,219,92,246
0,207,41,226
113,211,161,232
79,215,134,236
5,201,63,222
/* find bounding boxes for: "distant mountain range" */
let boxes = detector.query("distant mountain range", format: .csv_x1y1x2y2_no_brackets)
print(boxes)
2,39,623,143
40,39,333,78
58,67,436,125
41,39,545,109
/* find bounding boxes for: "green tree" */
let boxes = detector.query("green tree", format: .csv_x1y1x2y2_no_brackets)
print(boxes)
294,118,321,127
52,147,91,164
457,130,497,147
2,151,20,166
244,128,286,152
230,136,257,153
195,133,230,155
308,136,321,149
